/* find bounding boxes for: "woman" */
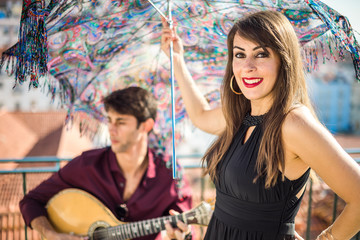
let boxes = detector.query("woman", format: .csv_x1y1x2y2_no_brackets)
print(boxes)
161,11,360,240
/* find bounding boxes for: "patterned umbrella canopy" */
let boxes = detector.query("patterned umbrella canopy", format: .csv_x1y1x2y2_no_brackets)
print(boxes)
1,0,359,164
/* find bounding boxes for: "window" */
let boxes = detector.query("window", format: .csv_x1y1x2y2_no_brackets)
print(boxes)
14,102,20,111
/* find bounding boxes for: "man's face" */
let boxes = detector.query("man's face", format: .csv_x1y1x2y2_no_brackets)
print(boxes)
106,109,142,153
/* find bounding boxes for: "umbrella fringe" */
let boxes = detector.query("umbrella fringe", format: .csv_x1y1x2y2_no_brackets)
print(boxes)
305,0,360,81
302,33,360,80
0,47,17,88
0,0,50,89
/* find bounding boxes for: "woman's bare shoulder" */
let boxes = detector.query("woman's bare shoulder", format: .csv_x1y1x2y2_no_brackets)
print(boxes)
281,105,324,150
282,105,317,132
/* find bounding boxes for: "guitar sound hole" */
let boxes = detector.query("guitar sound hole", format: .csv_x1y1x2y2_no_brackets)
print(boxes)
89,221,111,240
92,227,107,240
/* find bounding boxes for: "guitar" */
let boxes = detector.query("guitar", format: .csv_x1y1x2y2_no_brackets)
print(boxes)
46,188,213,240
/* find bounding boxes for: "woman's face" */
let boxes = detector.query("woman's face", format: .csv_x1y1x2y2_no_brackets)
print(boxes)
232,34,281,107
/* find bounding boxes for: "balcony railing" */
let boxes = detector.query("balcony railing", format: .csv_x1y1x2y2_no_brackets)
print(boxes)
0,149,359,240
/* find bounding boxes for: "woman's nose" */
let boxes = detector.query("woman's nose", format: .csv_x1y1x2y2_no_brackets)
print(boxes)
243,58,256,72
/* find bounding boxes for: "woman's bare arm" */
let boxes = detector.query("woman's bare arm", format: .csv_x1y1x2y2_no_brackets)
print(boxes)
283,106,360,239
161,18,225,135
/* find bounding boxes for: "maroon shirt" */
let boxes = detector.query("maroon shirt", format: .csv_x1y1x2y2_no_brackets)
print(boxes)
19,147,192,240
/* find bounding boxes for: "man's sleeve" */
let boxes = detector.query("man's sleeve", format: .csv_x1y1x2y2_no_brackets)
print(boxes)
19,156,81,227
167,174,193,214
165,174,194,240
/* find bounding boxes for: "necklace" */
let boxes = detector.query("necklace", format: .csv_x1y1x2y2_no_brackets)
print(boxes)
243,112,265,126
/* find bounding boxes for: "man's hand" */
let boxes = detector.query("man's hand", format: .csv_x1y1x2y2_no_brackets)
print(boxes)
164,210,191,240
31,216,86,240
44,231,86,240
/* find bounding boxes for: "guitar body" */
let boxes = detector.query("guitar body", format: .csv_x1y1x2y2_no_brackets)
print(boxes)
46,188,122,237
46,188,213,240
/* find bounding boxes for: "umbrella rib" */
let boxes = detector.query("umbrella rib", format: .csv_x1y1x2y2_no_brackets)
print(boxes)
48,0,312,37
172,0,311,8
52,1,232,99
48,0,311,34
124,1,168,43
174,4,312,24
48,1,166,33
147,0,168,20
73,2,169,96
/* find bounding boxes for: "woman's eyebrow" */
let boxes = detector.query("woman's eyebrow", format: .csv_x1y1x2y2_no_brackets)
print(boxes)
233,46,245,51
233,45,265,51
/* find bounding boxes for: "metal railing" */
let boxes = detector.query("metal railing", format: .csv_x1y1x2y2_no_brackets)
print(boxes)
0,149,360,240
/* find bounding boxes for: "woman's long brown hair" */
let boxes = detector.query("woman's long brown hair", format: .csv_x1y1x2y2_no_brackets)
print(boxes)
202,11,316,188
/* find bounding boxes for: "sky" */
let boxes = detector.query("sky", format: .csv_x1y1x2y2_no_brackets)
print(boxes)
322,0,360,37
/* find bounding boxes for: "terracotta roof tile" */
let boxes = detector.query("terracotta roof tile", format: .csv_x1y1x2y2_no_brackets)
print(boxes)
0,111,93,158
0,112,38,158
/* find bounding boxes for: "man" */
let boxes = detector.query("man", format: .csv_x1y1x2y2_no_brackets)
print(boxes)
20,87,192,240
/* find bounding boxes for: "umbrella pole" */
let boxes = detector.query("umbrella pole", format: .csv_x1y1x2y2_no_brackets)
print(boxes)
147,0,177,178
167,0,178,179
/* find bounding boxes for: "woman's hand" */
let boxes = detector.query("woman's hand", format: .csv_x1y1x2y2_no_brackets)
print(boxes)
316,226,338,240
161,17,184,61
164,210,191,240
295,231,304,240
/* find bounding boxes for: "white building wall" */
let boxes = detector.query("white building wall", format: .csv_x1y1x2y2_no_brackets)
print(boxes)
0,73,60,112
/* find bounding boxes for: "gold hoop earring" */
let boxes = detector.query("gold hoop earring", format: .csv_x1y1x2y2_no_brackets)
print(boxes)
230,75,242,95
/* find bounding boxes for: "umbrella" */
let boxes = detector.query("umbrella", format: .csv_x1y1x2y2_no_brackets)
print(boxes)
1,0,360,178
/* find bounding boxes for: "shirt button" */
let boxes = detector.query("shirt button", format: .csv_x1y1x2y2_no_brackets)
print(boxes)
119,182,124,188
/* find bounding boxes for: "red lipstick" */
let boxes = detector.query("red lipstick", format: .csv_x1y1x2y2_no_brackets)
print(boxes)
242,77,263,88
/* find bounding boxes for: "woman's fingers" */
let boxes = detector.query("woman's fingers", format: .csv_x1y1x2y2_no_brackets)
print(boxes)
294,231,304,240
160,17,184,59
161,16,168,27
162,28,176,42
161,16,178,29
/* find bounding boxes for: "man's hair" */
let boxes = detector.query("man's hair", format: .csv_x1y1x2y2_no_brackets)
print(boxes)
103,87,157,125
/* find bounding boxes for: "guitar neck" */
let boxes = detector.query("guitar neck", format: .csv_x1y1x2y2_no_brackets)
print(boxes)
93,214,185,240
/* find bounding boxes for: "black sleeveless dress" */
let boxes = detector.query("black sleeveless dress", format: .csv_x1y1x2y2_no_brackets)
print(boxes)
204,114,310,240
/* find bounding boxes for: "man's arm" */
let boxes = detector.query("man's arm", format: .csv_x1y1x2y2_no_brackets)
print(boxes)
19,177,82,240
19,171,72,226
20,154,86,226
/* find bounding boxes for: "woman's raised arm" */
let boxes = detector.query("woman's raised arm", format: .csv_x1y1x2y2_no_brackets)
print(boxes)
161,18,225,135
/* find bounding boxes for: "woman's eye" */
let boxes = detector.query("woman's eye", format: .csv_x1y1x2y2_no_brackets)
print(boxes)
256,52,269,58
234,52,245,58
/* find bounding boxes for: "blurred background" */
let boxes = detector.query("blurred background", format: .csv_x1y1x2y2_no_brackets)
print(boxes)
0,0,360,239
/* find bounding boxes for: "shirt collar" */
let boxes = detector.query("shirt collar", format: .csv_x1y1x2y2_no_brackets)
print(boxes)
145,149,156,179
108,147,157,182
